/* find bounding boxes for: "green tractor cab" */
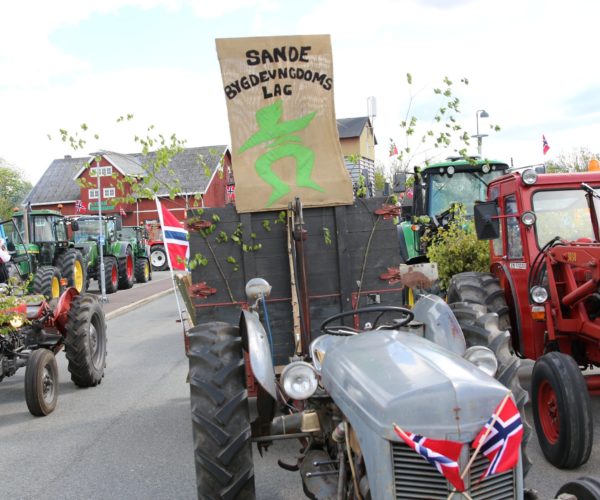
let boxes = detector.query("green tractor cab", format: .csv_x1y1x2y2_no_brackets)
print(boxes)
70,215,135,293
10,209,86,298
397,157,509,263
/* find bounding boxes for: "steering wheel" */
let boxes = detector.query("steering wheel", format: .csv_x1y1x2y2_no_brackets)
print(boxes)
320,306,415,335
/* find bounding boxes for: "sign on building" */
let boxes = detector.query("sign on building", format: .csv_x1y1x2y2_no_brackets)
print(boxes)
216,35,354,213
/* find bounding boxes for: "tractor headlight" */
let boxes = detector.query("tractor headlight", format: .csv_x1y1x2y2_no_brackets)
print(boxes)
531,286,548,304
9,315,24,329
522,169,538,185
281,361,318,400
463,346,498,377
521,211,537,226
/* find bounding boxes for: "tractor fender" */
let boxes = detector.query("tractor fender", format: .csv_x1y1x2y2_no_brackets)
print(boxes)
491,262,523,354
113,242,132,259
412,294,466,356
53,287,79,334
239,310,277,400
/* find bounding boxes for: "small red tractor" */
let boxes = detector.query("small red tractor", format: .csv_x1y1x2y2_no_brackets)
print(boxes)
448,167,600,469
0,284,107,416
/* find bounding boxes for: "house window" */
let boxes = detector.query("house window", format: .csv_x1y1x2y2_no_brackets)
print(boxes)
103,187,116,198
90,166,113,177
88,189,99,199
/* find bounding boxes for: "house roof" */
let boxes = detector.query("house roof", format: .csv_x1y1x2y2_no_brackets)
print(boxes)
336,116,377,144
24,156,88,204
24,145,228,205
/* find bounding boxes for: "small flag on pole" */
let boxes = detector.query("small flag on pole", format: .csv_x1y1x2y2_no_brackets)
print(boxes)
393,424,465,492
471,395,523,480
389,140,399,157
155,198,189,271
542,135,550,155
75,200,87,213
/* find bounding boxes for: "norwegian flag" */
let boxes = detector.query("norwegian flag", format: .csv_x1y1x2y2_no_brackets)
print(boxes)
542,135,550,155
393,424,465,492
75,200,87,213
472,396,523,480
155,197,189,271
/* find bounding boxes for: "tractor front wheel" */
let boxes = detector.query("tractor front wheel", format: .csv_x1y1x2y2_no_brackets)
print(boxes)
32,266,62,300
104,257,118,294
60,249,86,293
25,349,58,416
64,293,107,387
134,258,151,283
556,476,600,499
188,322,255,499
531,352,592,469
118,247,135,290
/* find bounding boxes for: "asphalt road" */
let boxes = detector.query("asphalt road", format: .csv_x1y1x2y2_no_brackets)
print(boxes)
0,292,598,499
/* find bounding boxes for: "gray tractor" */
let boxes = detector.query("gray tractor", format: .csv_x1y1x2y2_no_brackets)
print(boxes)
189,278,538,499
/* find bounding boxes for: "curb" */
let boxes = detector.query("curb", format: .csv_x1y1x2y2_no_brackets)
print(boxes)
105,288,174,320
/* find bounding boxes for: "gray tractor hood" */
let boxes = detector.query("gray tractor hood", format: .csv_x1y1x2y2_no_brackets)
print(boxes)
320,330,509,442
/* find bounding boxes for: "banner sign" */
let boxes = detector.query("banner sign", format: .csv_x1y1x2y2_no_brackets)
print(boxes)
216,35,354,213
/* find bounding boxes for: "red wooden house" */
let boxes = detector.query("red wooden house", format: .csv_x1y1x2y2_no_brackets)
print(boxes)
24,146,233,225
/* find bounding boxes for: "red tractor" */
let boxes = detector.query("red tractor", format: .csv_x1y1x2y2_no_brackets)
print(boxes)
448,167,600,469
0,285,107,416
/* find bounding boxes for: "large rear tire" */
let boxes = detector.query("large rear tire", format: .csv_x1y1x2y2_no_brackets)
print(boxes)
447,271,511,332
188,322,255,499
59,249,86,293
32,266,62,300
64,293,107,387
118,247,134,290
150,244,168,271
531,352,592,469
450,302,533,476
24,349,58,416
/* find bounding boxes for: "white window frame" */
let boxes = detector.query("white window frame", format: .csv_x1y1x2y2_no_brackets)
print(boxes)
90,166,113,177
103,187,116,198
88,188,99,199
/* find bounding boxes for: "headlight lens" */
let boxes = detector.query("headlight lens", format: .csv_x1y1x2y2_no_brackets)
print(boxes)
521,211,537,226
463,346,498,377
281,361,318,400
531,286,549,304
522,169,538,185
9,315,24,329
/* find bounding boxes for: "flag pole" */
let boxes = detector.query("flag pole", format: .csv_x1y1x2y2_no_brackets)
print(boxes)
155,196,187,334
447,391,512,500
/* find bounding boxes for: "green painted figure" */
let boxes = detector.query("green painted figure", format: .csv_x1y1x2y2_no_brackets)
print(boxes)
239,99,324,207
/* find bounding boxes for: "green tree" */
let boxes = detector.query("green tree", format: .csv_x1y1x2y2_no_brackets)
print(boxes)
0,160,32,220
545,147,599,173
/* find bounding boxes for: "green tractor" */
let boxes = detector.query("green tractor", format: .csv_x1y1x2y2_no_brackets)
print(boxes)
70,215,135,294
397,157,510,264
119,225,152,283
9,209,86,299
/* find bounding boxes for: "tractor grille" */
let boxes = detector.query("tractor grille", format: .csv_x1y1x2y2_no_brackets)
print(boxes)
392,442,516,499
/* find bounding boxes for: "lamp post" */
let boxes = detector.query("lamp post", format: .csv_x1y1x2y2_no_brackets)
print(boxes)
472,109,489,156
90,152,108,303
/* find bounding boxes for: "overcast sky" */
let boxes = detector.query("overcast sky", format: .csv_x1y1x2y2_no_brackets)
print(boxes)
1,0,598,183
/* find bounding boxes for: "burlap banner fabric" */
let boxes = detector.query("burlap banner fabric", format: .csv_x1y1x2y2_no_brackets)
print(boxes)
216,35,354,213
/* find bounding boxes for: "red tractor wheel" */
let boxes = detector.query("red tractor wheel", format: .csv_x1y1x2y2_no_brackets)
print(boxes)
531,352,593,469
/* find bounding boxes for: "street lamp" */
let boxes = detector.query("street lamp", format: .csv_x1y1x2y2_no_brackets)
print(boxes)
472,109,489,156
89,151,108,303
